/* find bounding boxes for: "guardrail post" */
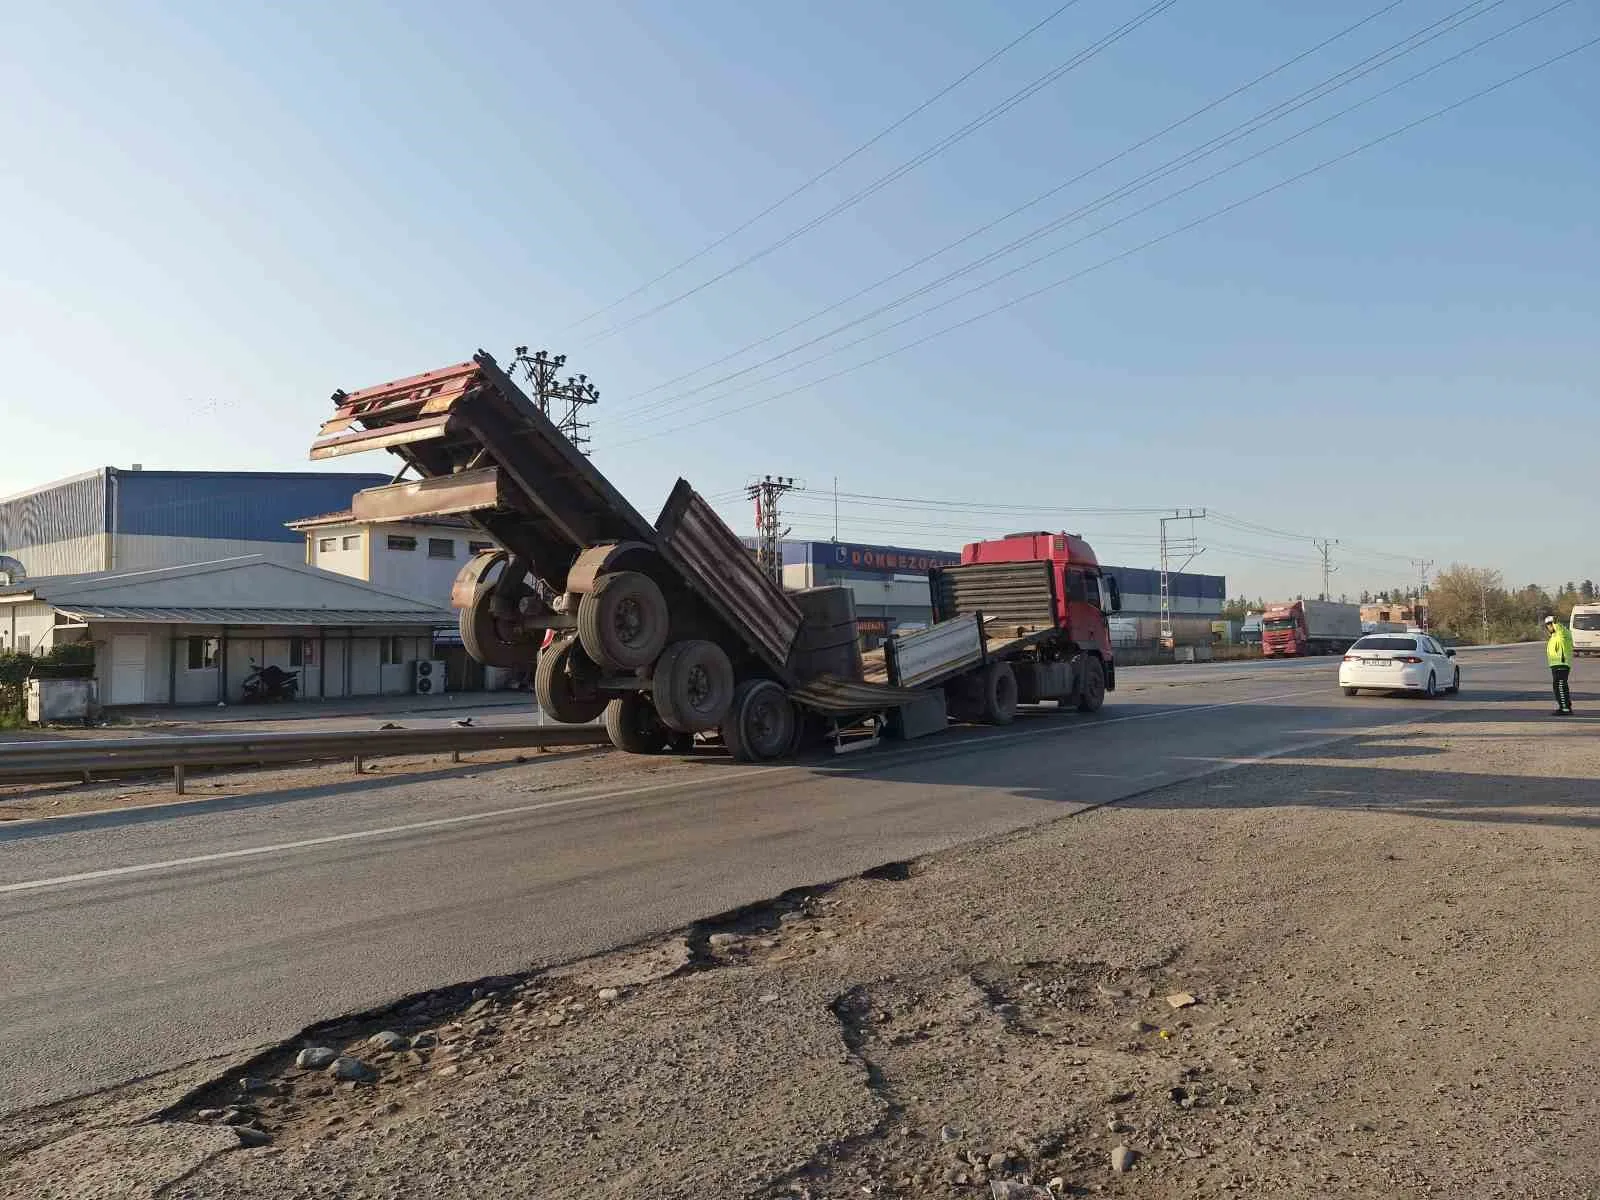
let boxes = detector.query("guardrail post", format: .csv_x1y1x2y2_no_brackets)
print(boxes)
173,763,186,795
451,750,462,764
353,755,364,774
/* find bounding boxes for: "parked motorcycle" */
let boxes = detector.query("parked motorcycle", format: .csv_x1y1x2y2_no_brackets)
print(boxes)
241,660,300,703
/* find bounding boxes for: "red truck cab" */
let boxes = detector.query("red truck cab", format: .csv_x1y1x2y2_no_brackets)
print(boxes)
961,531,1119,667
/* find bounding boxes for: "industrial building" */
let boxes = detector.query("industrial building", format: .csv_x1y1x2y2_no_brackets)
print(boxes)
292,510,509,689
0,467,390,578
0,556,452,706
768,539,1225,647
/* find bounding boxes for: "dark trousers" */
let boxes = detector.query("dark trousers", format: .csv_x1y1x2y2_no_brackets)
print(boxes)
1552,665,1572,711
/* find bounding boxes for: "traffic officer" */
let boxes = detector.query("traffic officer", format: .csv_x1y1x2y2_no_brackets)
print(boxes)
1545,614,1574,716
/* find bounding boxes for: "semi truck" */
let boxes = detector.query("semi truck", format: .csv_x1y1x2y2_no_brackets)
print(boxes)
1261,599,1362,658
309,351,1120,760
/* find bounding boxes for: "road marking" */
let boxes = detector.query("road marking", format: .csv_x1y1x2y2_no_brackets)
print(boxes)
1,671,1505,894
0,771,767,897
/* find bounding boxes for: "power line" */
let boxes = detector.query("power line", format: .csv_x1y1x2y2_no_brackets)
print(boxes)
614,0,1415,415
608,32,1598,449
562,1,1088,332
581,0,1179,344
617,0,1542,427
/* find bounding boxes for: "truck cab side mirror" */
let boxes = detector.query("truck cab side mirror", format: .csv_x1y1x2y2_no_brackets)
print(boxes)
1106,577,1122,613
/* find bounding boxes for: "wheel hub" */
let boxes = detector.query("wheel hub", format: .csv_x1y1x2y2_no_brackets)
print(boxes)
686,664,710,710
614,598,643,645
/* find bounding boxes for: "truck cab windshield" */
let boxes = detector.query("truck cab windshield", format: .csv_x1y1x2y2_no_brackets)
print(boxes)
1264,618,1297,631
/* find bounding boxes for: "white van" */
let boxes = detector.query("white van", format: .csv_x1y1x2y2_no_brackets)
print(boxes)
1570,604,1600,657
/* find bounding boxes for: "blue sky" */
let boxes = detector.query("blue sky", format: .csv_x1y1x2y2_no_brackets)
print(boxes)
2,0,1595,598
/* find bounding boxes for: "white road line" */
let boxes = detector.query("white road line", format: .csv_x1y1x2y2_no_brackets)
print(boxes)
0,772,763,896
0,678,1450,895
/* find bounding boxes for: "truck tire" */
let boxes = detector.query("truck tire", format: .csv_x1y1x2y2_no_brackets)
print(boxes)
720,679,797,762
460,574,535,670
535,635,607,724
578,571,669,671
1075,655,1106,713
651,640,735,732
978,661,1018,726
603,692,677,754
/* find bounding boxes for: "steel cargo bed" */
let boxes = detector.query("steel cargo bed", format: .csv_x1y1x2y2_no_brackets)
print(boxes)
311,351,656,585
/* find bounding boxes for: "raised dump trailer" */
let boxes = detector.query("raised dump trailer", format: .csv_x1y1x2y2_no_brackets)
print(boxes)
311,352,929,760
311,354,1121,759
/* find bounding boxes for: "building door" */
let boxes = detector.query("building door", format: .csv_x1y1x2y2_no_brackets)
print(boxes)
109,635,149,705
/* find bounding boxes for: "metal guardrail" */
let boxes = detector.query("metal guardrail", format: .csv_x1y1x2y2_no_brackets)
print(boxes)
0,724,612,793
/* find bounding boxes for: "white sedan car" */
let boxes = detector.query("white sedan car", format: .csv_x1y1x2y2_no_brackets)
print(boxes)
1340,633,1459,698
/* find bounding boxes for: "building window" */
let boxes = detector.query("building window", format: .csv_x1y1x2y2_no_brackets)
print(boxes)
428,537,455,559
187,636,219,670
289,638,316,668
387,535,417,552
17,634,31,654
380,636,407,666
341,534,360,551
467,540,495,556
318,537,338,553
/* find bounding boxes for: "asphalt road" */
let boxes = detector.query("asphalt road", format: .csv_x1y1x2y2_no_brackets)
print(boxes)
0,646,1547,1114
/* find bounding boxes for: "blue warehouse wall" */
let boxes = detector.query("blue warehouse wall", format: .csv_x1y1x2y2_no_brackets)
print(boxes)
114,470,390,544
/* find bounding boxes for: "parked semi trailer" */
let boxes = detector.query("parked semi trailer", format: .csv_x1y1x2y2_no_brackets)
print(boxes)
1261,599,1361,657
310,351,1120,759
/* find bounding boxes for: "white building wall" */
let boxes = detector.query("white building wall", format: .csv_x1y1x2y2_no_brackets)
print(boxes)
305,528,369,582
367,526,478,605
307,521,492,607
2,601,66,654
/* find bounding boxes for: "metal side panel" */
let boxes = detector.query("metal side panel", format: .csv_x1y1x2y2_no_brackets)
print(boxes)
655,479,803,677
932,561,1057,627
350,467,506,522
309,414,453,461
888,613,984,688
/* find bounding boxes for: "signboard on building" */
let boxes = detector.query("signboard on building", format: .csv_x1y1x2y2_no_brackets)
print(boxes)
814,541,961,576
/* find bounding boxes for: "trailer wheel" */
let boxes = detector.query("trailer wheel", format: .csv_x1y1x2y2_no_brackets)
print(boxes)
979,661,1018,725
460,569,538,669
578,571,669,671
651,640,735,732
535,635,607,724
1075,655,1106,713
603,692,675,754
721,679,797,762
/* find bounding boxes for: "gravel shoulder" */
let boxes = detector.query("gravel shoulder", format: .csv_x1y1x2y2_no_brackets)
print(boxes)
4,710,1597,1199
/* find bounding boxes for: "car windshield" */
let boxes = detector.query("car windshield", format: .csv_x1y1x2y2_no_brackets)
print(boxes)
1263,618,1297,631
1353,636,1418,652
1572,614,1600,631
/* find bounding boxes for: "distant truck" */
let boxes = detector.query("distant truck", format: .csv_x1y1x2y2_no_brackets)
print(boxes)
1240,612,1264,646
1262,599,1361,658
1570,604,1600,657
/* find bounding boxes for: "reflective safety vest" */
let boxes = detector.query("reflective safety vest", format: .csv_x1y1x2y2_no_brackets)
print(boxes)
1547,624,1573,668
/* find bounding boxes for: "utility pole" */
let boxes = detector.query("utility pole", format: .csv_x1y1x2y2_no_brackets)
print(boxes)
1313,538,1339,602
1158,508,1205,648
507,347,600,454
747,475,799,585
1411,558,1434,630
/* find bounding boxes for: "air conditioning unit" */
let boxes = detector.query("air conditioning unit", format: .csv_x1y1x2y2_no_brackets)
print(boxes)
413,659,446,695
